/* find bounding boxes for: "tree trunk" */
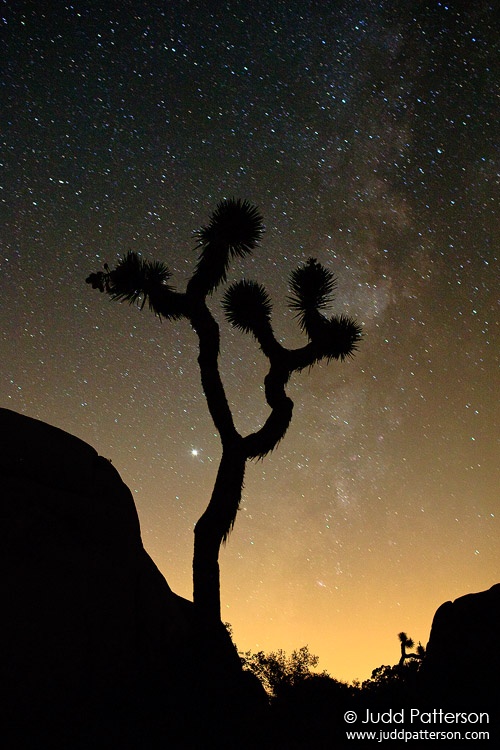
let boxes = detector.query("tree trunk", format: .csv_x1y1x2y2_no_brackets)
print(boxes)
193,446,246,621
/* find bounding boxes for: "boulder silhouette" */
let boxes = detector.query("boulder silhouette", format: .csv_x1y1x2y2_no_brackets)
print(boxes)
0,408,265,748
423,583,500,708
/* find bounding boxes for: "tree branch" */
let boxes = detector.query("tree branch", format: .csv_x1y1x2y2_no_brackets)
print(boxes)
187,294,240,448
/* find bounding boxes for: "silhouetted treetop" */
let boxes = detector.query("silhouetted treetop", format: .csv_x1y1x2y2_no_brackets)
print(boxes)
191,198,264,295
222,280,273,337
288,257,337,321
86,252,184,319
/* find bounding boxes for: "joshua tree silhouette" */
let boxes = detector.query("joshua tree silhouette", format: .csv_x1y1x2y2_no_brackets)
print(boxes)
398,632,415,666
87,199,362,622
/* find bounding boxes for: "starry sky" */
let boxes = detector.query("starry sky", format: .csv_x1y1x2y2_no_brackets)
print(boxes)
1,0,498,682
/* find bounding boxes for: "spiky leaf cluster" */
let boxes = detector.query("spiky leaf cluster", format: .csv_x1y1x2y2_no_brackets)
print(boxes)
193,199,264,294
288,258,337,330
86,251,181,317
308,313,363,361
196,198,264,254
222,280,272,335
398,632,415,649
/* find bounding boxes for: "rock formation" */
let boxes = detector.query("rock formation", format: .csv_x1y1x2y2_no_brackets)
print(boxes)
0,408,265,749
423,583,500,708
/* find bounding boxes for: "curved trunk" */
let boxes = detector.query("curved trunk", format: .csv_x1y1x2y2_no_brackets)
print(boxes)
193,446,246,621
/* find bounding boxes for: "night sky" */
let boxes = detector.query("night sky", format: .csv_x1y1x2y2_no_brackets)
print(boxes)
1,1,498,681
